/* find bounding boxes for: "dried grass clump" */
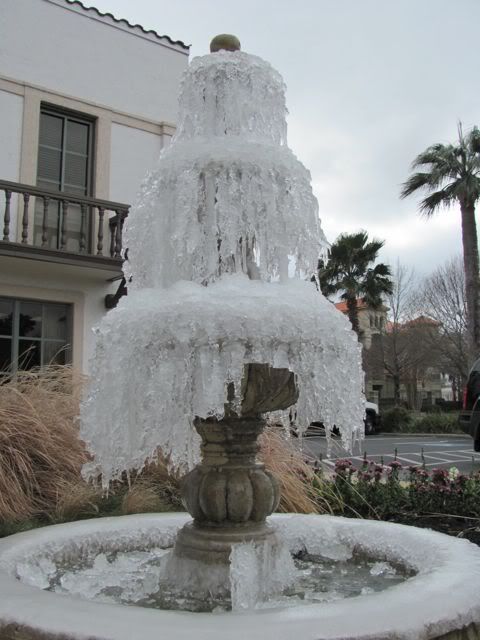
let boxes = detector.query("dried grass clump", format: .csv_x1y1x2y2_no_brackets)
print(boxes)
121,482,170,515
0,366,87,522
138,455,183,510
54,479,102,521
259,426,342,515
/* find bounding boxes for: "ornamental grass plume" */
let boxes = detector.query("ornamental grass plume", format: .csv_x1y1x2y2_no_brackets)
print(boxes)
0,366,88,522
259,426,342,515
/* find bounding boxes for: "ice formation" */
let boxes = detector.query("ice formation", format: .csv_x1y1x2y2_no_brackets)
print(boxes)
80,49,365,484
1,514,480,639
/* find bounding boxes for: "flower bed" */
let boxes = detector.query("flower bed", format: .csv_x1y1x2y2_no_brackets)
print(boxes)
329,457,480,543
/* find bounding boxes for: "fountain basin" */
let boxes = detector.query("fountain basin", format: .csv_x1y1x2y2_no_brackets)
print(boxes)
0,513,479,640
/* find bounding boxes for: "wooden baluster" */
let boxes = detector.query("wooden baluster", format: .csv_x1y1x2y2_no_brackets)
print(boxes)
109,214,116,257
114,210,123,258
21,193,30,243
79,203,87,253
97,206,104,255
41,196,49,247
60,200,68,250
3,190,11,241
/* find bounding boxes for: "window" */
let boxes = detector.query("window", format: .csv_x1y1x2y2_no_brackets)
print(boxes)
34,106,95,252
0,297,72,372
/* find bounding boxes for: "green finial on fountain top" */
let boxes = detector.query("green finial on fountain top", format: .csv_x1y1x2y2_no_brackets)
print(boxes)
210,34,241,52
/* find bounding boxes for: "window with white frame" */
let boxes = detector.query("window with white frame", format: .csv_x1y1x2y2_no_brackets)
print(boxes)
0,297,72,372
34,105,95,252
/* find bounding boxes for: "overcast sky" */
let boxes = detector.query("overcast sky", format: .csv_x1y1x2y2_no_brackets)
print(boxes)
91,0,479,278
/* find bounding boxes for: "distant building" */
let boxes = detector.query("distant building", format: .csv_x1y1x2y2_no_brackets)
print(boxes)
334,299,388,350
0,0,189,372
335,299,454,407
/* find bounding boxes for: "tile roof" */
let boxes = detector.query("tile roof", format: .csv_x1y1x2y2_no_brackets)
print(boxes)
335,299,369,313
64,0,190,50
334,298,389,313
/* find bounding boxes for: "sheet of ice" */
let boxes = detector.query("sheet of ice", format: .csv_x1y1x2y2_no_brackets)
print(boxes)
230,539,297,611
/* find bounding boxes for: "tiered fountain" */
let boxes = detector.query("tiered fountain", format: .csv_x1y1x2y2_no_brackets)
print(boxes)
0,35,479,640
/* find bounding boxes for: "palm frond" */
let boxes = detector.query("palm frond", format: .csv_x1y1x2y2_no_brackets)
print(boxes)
400,172,431,198
402,124,480,215
318,232,392,313
468,126,480,155
418,183,458,217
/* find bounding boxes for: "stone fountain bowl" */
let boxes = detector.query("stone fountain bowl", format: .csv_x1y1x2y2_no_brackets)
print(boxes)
0,513,479,640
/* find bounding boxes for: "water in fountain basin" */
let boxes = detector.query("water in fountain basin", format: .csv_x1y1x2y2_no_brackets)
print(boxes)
16,541,414,613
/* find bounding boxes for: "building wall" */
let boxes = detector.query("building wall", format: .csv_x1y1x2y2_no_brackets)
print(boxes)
0,257,115,371
0,0,188,372
109,124,165,206
0,88,23,232
0,0,187,125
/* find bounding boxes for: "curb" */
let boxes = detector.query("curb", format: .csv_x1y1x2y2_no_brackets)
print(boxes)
374,432,470,439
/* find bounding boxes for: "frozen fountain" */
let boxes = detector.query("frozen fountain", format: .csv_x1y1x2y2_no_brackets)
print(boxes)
0,35,480,640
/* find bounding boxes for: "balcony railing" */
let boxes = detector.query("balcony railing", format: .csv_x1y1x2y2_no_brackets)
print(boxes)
0,180,129,269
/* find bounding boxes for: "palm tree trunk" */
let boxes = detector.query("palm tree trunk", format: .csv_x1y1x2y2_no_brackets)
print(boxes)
346,296,360,335
460,201,480,364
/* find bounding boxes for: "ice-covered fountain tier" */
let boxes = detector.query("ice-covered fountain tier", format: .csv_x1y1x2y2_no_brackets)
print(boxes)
1,36,480,640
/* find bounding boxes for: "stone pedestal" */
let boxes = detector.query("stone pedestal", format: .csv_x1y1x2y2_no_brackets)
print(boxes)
174,363,298,566
175,416,280,564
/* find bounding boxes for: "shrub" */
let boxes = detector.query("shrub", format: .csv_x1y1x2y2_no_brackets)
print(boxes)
328,457,480,522
412,413,462,434
380,406,413,432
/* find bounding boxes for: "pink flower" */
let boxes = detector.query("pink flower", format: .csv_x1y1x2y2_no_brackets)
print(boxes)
389,461,403,470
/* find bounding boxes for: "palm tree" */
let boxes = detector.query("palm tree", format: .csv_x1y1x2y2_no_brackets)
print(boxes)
401,124,480,363
318,231,393,335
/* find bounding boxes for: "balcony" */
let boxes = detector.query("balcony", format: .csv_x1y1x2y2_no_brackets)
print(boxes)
0,180,129,274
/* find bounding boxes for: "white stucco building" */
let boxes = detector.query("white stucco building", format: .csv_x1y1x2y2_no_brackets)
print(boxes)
0,0,189,372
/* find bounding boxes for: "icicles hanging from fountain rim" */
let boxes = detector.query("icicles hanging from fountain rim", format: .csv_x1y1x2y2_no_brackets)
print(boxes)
123,50,328,288
80,46,365,486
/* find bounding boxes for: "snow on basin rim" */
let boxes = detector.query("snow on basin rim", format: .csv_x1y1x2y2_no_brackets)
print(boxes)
0,514,479,640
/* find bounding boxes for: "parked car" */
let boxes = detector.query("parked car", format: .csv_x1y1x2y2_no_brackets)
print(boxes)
458,358,480,451
297,401,380,437
365,401,380,435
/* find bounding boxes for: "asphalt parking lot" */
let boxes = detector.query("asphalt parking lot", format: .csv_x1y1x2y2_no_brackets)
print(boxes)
301,434,480,474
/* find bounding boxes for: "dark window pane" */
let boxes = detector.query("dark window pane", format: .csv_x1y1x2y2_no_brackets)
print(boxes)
44,304,69,340
37,147,62,186
44,341,69,365
19,302,42,337
64,152,88,192
0,299,13,336
37,178,61,193
39,113,63,148
0,337,12,371
66,120,89,155
18,340,41,370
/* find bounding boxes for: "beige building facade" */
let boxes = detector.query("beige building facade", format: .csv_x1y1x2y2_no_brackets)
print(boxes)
0,0,189,372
